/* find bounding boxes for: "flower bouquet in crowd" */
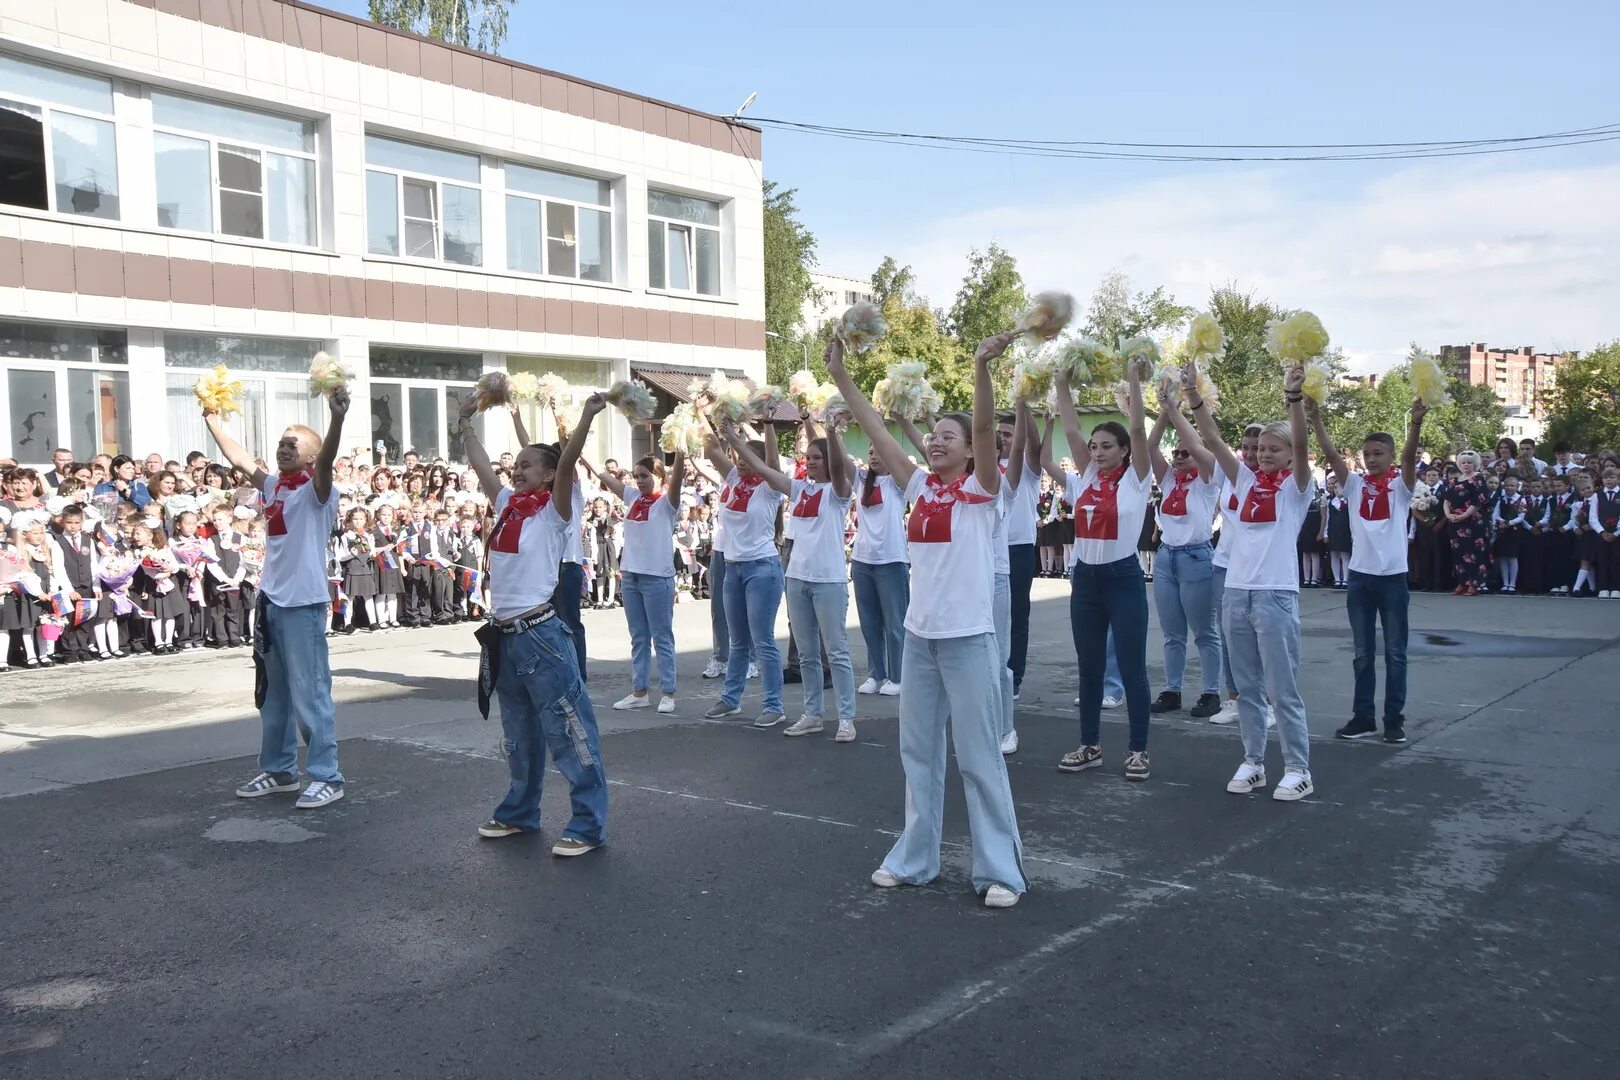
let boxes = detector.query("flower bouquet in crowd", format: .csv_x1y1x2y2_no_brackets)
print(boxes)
240,537,266,574
469,371,514,412
605,379,657,422
1018,291,1076,342
194,364,244,417
660,403,707,455
140,552,177,595
1409,352,1452,406
747,384,787,423
347,532,375,559
835,301,888,353
1410,479,1439,523
873,360,941,420
308,352,352,398
96,553,140,616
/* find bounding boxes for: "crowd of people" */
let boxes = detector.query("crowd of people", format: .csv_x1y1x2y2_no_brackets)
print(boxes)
4,342,1618,908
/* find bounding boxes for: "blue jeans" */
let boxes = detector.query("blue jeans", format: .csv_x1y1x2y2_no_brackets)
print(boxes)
492,617,608,841
1154,542,1222,695
1211,564,1236,696
621,572,676,695
708,552,753,666
785,578,857,720
1008,543,1037,689
722,556,784,713
1103,631,1123,700
1222,589,1310,773
1347,570,1409,721
259,601,341,783
550,561,586,680
851,560,908,683
994,572,1015,737
1070,556,1151,751
881,631,1026,895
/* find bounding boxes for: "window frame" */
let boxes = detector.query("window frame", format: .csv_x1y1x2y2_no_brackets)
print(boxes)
503,183,614,285
0,56,121,221
364,135,483,267
0,324,131,461
646,190,724,298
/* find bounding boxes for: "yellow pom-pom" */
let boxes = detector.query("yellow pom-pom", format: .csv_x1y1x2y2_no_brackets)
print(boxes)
1186,313,1226,361
1265,311,1331,366
307,352,352,398
1018,291,1075,342
1300,361,1331,404
1409,352,1452,406
194,365,245,417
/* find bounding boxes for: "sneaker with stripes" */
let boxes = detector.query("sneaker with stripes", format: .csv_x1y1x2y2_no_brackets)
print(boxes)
294,781,344,809
235,771,300,798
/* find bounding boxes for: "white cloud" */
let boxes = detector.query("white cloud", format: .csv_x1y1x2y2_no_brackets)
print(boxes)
829,161,1620,372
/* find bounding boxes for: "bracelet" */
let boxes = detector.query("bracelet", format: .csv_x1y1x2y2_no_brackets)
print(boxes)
1188,399,1207,411
1285,395,1304,404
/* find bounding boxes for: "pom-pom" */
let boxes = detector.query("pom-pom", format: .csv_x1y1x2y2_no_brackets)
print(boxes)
1011,354,1055,404
710,378,752,422
532,373,569,407
835,301,888,353
802,381,837,419
307,352,352,398
469,371,513,412
747,385,786,423
1185,313,1227,362
605,379,657,422
1264,310,1331,366
818,391,851,431
659,403,705,455
1048,336,1102,384
1194,369,1221,413
1118,335,1161,379
874,360,939,420
1018,291,1075,342
1152,363,1183,409
786,370,820,411
1409,352,1452,406
1300,361,1332,405
507,372,540,402
193,365,244,417
1110,379,1132,414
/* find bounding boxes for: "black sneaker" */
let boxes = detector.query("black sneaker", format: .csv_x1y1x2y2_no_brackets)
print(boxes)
1335,716,1379,740
1149,691,1182,714
1189,692,1223,719
1382,721,1407,744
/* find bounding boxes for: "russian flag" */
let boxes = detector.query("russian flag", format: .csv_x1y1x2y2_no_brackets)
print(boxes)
375,548,398,571
49,591,74,618
73,598,97,624
459,567,482,593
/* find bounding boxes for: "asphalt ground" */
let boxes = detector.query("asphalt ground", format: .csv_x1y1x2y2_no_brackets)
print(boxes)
3,581,1618,1078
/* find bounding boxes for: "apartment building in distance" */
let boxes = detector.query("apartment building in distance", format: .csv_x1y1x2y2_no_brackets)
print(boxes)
1438,343,1566,424
800,270,872,336
0,0,766,467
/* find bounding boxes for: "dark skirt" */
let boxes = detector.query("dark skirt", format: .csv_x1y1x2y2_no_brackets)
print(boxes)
1298,508,1325,553
1326,506,1353,553
342,559,379,599
1494,525,1525,558
150,584,189,621
0,589,41,632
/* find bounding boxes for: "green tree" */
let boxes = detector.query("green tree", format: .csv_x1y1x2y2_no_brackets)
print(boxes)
842,258,970,409
1083,271,1195,345
947,245,1026,403
759,181,819,385
368,0,513,53
1330,345,1507,460
1201,284,1291,440
1541,341,1620,452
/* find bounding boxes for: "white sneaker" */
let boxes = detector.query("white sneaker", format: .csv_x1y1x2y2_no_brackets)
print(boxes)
612,693,650,710
657,695,676,714
1226,762,1266,793
1210,699,1239,725
747,662,760,680
983,884,1020,909
858,677,880,695
1272,770,1313,801
871,868,902,888
1000,729,1019,755
1102,695,1123,710
835,719,857,742
294,781,344,809
878,680,902,696
783,715,824,737
700,660,725,679
1265,704,1276,729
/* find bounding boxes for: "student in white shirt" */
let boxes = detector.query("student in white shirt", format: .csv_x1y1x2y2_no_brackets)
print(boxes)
1208,424,1264,725
1307,398,1428,745
851,455,910,698
1187,360,1317,802
1046,359,1155,781
998,408,1043,708
457,394,609,856
205,386,350,809
588,452,687,715
1148,406,1225,720
827,332,1026,909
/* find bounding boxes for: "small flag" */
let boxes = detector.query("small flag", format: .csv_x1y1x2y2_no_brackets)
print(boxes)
49,591,74,618
73,598,97,624
459,568,482,594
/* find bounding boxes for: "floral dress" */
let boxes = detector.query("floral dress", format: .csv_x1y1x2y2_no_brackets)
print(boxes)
1444,475,1492,589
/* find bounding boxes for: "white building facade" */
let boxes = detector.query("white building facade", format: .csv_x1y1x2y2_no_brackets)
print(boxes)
0,0,766,468
800,270,871,337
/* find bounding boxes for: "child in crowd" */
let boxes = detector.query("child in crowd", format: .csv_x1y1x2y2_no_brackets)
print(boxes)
205,507,248,648
337,507,379,633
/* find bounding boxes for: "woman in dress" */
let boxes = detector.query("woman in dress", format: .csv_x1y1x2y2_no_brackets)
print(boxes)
1444,450,1492,596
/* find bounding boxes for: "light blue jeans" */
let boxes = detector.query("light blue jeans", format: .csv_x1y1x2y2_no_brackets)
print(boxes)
851,559,908,683
881,631,1027,895
1211,564,1236,696
722,555,784,713
1222,588,1310,774
492,616,608,842
259,601,342,783
994,572,1015,737
1154,541,1222,695
709,551,730,664
621,571,676,695
785,578,858,720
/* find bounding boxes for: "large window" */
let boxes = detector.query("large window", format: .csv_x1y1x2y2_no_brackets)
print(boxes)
369,348,485,464
0,53,120,221
365,136,482,266
164,334,326,460
0,322,129,461
152,92,317,245
507,355,610,466
504,163,612,283
647,190,722,296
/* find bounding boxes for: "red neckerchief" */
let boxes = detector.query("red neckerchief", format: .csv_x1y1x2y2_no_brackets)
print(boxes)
273,470,311,497
725,475,764,512
907,472,993,544
1073,465,1126,540
627,491,661,523
861,477,883,508
794,459,809,481
1160,468,1197,517
1239,469,1290,524
1358,468,1399,522
490,489,552,554
264,470,311,536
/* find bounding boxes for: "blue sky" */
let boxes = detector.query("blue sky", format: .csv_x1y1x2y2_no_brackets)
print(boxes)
327,0,1620,369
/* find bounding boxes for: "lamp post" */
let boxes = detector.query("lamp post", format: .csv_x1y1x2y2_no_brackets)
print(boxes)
765,330,808,371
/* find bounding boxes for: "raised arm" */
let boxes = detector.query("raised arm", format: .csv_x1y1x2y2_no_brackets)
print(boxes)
511,406,532,448
973,333,1013,494
896,414,931,460
457,400,502,500
1162,406,1216,481
1040,414,1064,485
1401,401,1427,491
718,417,792,494
1184,360,1239,484
664,451,687,509
312,387,350,504
694,411,734,480
1124,363,1150,482
824,338,919,489
1051,368,1091,476
1022,405,1045,477
1283,366,1310,491
1147,408,1172,481
553,395,606,527
580,455,628,502
1005,400,1030,491
761,420,781,476
203,413,269,490
826,423,851,499
1305,398,1349,488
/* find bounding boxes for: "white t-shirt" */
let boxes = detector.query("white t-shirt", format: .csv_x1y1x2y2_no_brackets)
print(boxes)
710,480,729,557
852,470,908,565
258,472,339,608
1002,460,1041,547
786,480,851,583
619,491,678,577
903,469,998,639
1212,480,1242,570
1155,467,1218,548
1063,464,1152,567
562,483,585,564
991,484,1010,576
1344,470,1413,576
718,468,786,563
488,487,568,619
1221,464,1317,592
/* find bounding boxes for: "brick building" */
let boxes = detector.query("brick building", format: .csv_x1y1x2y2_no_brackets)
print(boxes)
1438,343,1566,422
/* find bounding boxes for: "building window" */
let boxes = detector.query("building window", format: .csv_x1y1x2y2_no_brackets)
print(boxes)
504,163,612,282
369,348,486,464
0,322,129,461
647,190,722,296
151,92,317,245
164,334,326,460
508,355,609,465
0,53,120,221
364,135,482,266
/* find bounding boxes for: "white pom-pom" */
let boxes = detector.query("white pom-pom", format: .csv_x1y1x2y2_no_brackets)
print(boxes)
836,301,888,353
659,403,705,455
605,379,657,422
307,352,352,398
1018,291,1075,342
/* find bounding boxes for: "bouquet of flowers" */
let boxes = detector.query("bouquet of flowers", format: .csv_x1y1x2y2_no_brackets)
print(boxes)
348,533,375,558
193,365,244,417
0,550,29,589
1410,480,1438,520
240,538,266,574
835,301,888,353
308,352,352,398
1018,291,1075,342
659,402,705,455
605,379,657,422
96,553,140,616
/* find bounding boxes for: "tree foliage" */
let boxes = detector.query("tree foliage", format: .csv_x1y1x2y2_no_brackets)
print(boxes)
945,245,1027,403
1541,341,1620,453
759,181,819,385
368,0,513,53
1083,271,1195,345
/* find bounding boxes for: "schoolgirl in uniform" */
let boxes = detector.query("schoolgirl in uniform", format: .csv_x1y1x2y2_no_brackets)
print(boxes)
2,512,65,669
169,510,210,650
1297,484,1325,587
1594,463,1620,598
1323,474,1353,589
204,507,248,648
1491,475,1528,593
370,503,406,629
141,521,187,654
336,507,379,631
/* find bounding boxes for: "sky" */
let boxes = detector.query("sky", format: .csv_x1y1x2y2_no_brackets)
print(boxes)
325,0,1620,372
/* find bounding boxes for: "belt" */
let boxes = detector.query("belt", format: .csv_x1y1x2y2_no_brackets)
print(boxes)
493,605,554,634
474,604,554,719
1160,539,1213,551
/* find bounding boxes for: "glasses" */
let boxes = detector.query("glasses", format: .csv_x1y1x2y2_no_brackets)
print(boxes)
924,431,962,445
1172,450,1191,458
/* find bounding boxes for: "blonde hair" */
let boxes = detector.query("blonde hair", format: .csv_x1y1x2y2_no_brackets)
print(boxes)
1457,450,1482,469
1258,420,1293,447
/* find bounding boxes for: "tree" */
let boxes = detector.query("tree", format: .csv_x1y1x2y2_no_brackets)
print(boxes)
1541,341,1620,453
759,181,819,385
1083,271,1195,346
368,0,513,55
1201,284,1291,440
835,258,971,410
947,245,1026,403
1328,345,1508,461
